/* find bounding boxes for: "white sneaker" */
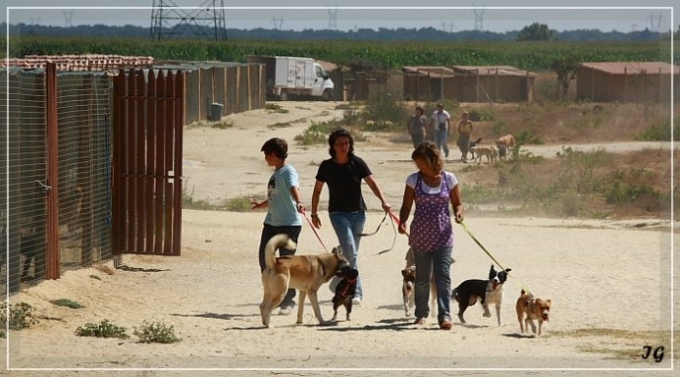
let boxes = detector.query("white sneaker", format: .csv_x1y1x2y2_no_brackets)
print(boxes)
278,306,294,316
351,297,361,306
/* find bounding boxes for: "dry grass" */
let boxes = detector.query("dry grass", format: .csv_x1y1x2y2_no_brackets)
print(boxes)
550,328,677,362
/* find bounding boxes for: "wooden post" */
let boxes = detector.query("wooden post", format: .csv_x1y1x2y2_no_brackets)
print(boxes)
45,63,60,279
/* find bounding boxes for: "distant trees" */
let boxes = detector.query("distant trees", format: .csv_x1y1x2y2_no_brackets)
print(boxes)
552,56,582,100
517,22,556,41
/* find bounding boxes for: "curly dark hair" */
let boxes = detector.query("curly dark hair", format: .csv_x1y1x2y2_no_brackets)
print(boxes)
327,128,354,158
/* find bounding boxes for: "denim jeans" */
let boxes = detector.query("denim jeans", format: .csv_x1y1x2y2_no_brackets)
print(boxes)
412,246,452,324
436,129,450,157
328,211,366,298
258,224,302,308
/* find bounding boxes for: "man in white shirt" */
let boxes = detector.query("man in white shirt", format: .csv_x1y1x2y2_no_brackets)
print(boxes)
431,103,451,158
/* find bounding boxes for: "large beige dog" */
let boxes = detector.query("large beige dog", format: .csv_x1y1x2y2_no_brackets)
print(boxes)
495,134,516,159
260,234,349,327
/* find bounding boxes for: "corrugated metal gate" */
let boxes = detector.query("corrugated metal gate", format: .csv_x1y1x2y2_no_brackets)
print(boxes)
112,69,184,256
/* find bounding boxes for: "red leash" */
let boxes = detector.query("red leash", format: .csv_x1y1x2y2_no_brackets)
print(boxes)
388,209,409,237
302,210,330,253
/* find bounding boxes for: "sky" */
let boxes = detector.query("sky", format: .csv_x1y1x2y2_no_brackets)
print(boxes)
1,0,677,34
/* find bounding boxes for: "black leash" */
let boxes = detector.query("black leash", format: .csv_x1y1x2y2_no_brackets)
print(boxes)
357,211,398,255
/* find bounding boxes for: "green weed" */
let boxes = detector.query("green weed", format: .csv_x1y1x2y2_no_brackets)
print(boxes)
51,299,85,309
75,319,129,339
0,302,39,331
134,321,181,344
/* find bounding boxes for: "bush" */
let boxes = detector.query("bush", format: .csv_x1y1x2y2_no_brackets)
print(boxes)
51,299,85,309
634,117,679,141
361,92,409,126
75,319,129,339
469,108,495,122
133,321,181,344
0,302,39,331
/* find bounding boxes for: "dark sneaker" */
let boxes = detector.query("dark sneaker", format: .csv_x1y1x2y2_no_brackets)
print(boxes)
440,319,452,330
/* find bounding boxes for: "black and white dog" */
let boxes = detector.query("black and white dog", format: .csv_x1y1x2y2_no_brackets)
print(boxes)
451,265,512,326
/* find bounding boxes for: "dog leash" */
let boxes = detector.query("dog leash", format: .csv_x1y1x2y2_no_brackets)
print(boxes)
459,221,533,296
301,210,330,253
359,211,398,255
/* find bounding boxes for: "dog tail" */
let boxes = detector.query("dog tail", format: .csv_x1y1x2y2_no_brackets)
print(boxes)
521,289,526,295
264,234,297,269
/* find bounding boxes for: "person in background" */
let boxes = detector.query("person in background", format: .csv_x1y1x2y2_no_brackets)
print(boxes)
457,111,474,163
311,128,391,306
407,106,427,149
431,103,452,158
398,141,464,330
251,137,304,316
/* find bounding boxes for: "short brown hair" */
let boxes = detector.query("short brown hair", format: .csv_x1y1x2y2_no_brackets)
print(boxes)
261,137,288,159
411,141,444,173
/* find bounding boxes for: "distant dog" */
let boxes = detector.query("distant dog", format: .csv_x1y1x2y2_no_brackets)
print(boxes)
451,265,512,326
516,289,552,336
331,266,359,321
259,234,349,327
470,145,498,164
495,134,515,159
467,137,482,160
402,248,437,317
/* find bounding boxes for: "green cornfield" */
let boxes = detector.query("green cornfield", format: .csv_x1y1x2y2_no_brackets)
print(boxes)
1,36,675,71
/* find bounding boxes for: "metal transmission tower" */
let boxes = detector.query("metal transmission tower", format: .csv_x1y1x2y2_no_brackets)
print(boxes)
63,10,74,28
473,3,485,31
327,5,338,30
648,13,663,32
150,0,227,41
272,17,284,30
441,21,455,33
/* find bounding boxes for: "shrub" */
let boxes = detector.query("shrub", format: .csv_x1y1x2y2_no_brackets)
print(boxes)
51,299,85,309
634,117,678,141
75,319,130,339
0,302,39,330
133,321,181,344
223,195,251,212
361,91,409,126
469,108,495,122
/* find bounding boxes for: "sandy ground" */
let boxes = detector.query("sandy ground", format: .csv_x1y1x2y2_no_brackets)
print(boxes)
1,101,678,376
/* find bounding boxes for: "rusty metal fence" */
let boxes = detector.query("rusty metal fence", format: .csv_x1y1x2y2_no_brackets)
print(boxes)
1,67,113,294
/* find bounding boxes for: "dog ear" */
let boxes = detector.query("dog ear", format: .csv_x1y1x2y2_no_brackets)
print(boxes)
505,268,512,273
401,269,408,277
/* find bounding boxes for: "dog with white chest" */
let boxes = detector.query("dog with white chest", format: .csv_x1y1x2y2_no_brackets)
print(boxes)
516,289,552,336
259,234,349,327
451,265,512,326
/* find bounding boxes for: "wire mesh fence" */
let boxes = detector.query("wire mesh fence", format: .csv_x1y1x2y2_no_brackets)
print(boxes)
1,68,113,296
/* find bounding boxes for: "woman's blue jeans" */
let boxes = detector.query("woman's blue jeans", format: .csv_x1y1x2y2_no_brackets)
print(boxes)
412,246,452,324
436,129,450,157
328,211,366,299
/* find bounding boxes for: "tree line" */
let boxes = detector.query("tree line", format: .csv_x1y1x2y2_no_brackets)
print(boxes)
1,22,676,42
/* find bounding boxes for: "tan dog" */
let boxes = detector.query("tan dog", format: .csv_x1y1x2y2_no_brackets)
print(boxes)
495,134,515,159
470,145,498,164
516,289,552,336
260,234,349,327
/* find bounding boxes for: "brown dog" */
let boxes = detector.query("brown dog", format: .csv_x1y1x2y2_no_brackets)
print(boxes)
495,134,515,159
516,289,552,336
260,234,349,327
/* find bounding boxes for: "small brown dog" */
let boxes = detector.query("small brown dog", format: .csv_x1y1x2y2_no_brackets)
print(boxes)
516,289,552,336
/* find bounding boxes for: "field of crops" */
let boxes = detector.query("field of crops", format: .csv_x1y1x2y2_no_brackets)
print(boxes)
2,36,676,71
